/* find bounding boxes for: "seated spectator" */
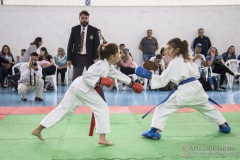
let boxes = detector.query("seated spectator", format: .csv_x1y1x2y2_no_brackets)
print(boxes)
98,29,108,44
222,45,236,62
20,49,26,62
118,48,136,90
16,56,21,64
54,48,67,86
0,54,9,88
161,47,173,69
149,54,165,75
206,47,236,90
192,43,208,79
119,44,125,50
38,47,56,90
18,52,44,101
0,45,15,75
21,49,26,57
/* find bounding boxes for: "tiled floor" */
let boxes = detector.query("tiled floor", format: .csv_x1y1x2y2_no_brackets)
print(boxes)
0,83,240,107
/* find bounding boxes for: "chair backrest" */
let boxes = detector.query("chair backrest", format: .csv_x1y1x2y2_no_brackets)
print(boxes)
225,59,240,73
12,63,22,75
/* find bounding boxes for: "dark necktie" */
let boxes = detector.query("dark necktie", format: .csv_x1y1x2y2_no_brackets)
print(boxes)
79,27,85,53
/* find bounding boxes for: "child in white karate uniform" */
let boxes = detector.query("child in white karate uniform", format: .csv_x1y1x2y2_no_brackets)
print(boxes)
136,38,231,140
32,43,143,145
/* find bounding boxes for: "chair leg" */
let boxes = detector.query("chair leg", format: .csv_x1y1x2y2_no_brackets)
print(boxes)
114,79,119,90
65,73,68,85
52,76,57,91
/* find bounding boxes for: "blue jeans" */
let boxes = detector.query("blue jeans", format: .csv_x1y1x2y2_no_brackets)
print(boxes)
143,53,155,62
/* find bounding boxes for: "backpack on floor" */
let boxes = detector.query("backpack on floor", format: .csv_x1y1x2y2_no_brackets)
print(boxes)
7,73,20,92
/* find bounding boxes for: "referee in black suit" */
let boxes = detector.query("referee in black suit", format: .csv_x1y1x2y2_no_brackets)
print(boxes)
67,10,100,81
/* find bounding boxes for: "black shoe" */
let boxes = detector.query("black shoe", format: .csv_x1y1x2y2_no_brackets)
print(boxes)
35,97,43,101
220,86,226,90
21,98,27,101
111,86,117,92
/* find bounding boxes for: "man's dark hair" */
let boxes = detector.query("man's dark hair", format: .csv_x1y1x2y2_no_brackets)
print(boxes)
156,54,162,59
21,49,26,52
79,10,89,17
30,52,38,57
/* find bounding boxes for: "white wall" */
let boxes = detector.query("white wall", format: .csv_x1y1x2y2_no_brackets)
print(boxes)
0,5,240,65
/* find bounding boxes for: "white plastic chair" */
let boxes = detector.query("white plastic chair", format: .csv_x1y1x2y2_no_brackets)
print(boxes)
12,63,22,75
45,65,58,91
65,67,69,85
225,59,240,89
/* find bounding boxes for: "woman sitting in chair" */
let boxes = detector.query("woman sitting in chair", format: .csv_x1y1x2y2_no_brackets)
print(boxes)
206,47,236,90
0,45,15,75
54,48,67,86
118,48,136,90
38,47,56,91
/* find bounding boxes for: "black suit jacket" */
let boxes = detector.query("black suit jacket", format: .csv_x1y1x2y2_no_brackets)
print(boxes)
67,25,100,67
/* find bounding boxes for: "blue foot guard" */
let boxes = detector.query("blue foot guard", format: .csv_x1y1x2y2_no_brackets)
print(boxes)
142,127,161,140
219,122,231,133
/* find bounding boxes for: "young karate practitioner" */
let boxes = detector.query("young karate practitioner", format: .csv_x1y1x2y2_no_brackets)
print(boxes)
136,38,231,140
32,43,143,145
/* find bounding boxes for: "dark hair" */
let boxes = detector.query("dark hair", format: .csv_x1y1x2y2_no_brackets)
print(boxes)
21,49,26,52
98,43,118,60
79,10,89,17
160,47,165,55
40,47,49,57
156,54,162,59
30,37,42,48
119,44,125,48
227,45,235,55
30,52,39,57
1,45,11,56
167,38,190,62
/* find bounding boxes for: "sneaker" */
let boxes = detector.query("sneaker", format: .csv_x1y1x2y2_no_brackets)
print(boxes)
111,86,117,92
35,97,43,101
1,83,8,88
21,98,27,101
217,88,225,92
220,86,226,90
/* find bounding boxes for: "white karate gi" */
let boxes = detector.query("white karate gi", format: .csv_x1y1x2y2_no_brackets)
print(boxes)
40,59,131,134
150,55,226,131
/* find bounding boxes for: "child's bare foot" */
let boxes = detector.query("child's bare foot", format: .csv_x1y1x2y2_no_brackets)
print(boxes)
31,129,45,141
98,139,113,146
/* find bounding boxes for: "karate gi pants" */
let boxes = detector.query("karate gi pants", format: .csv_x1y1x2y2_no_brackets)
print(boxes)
40,86,110,134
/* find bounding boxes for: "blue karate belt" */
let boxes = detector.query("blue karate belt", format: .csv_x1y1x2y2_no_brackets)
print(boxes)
142,77,222,119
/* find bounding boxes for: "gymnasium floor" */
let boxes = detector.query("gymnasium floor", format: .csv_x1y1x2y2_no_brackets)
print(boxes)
0,84,240,160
